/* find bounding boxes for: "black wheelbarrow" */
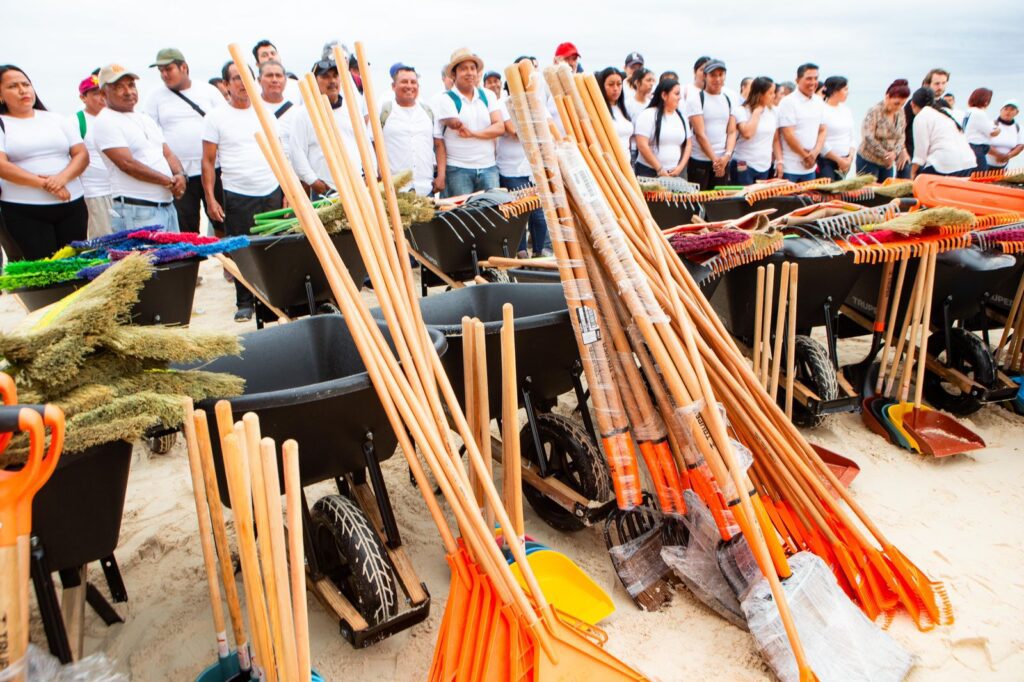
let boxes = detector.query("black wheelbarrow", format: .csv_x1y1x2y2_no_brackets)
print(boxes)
709,236,864,426
405,283,616,531
226,232,368,329
188,314,446,648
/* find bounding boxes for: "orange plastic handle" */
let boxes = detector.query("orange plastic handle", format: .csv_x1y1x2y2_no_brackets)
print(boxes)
16,405,65,536
0,373,16,453
0,408,45,546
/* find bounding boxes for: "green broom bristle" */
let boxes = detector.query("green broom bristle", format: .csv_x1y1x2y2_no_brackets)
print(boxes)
817,174,877,193
874,181,914,198
872,207,976,234
102,326,242,363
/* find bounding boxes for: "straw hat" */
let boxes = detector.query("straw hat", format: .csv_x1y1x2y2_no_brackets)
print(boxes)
446,48,484,77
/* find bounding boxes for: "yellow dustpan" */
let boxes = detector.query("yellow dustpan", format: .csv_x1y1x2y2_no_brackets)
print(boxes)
884,402,922,453
509,549,615,625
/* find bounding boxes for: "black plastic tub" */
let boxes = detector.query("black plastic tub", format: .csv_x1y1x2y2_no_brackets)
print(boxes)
228,232,368,316
191,315,446,508
395,284,577,418
31,440,134,572
709,237,860,343
408,211,528,280
14,258,200,326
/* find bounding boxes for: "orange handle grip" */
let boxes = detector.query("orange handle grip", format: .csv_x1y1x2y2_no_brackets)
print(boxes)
601,433,642,509
0,408,45,546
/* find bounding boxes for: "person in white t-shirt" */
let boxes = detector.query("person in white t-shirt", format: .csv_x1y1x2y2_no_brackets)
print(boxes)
633,78,691,179
942,94,965,131
985,101,1022,170
909,88,976,178
683,56,711,111
202,61,283,321
430,66,456,127
625,68,655,122
379,64,443,196
256,61,300,161
143,48,225,234
777,63,827,181
91,63,185,234
435,48,503,196
623,52,644,98
818,76,856,180
289,56,373,198
686,59,738,190
963,87,998,171
496,84,551,258
74,74,113,238
597,67,633,159
252,39,303,105
0,65,89,260
734,77,781,185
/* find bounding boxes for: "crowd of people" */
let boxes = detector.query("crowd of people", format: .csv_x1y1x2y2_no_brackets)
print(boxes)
1,41,1021,321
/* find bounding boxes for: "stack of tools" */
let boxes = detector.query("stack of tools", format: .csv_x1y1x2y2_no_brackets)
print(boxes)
751,262,800,419
508,59,938,679
665,211,784,277
228,40,649,680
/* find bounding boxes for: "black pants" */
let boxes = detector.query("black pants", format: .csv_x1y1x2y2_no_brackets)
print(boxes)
0,198,88,261
687,158,733,191
223,187,283,308
175,171,224,235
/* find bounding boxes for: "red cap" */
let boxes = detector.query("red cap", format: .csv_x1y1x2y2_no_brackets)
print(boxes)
79,75,100,96
554,42,580,59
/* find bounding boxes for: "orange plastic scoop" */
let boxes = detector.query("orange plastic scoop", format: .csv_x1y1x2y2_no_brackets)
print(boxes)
913,174,1024,215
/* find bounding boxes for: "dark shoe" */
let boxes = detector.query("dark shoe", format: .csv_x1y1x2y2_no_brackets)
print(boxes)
234,306,254,322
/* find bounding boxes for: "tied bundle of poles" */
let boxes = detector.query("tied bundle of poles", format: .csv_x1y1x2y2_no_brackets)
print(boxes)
225,41,648,680
506,59,947,679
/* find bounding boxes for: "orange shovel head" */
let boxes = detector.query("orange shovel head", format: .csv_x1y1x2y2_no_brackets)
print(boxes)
529,604,648,681
810,444,860,494
903,408,985,457
913,173,1024,215
430,548,477,682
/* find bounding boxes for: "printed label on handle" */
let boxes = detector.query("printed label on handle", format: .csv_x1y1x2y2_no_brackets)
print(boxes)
575,306,601,345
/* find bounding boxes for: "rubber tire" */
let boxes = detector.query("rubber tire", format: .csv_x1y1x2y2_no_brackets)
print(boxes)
149,432,176,455
309,494,398,626
481,267,511,284
316,301,341,315
788,336,838,428
519,412,612,532
924,328,994,417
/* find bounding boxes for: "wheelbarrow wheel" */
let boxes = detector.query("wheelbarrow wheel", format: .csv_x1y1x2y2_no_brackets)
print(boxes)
149,432,177,455
519,412,612,532
310,494,399,626
924,328,994,417
481,268,511,284
789,336,837,428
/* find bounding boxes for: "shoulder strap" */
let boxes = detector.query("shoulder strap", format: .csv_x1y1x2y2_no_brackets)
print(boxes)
170,89,207,117
677,110,688,138
477,87,489,105
699,90,732,112
699,90,704,108
446,90,462,114
0,117,4,133
274,101,294,119
76,110,87,137
380,100,394,127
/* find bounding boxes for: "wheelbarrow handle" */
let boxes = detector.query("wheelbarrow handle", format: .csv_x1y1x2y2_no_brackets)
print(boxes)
0,407,46,544
0,374,17,454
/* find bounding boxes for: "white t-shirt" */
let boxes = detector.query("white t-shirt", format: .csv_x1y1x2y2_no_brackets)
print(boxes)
91,108,173,203
74,111,111,198
434,87,500,169
964,107,996,146
686,90,736,161
633,107,688,170
0,111,85,205
143,83,224,177
734,106,778,173
201,104,279,196
497,98,531,178
777,90,826,174
987,119,1023,168
610,105,633,159
821,102,854,158
260,98,300,164
625,94,651,122
289,96,372,189
381,101,435,194
911,106,977,174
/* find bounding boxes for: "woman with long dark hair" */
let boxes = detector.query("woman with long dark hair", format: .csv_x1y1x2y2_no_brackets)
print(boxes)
633,78,690,179
597,67,632,157
734,76,779,184
910,87,976,178
818,76,855,180
0,65,89,260
856,79,911,180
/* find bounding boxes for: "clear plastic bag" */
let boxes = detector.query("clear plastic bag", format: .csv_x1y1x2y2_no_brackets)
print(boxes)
0,644,128,681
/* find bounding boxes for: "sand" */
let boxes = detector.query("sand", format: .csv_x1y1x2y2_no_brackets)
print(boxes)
3,256,1023,681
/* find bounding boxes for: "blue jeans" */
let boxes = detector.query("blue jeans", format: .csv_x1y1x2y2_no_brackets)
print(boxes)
445,165,499,197
969,144,990,172
919,166,974,178
500,175,549,255
110,199,180,233
783,171,816,183
735,166,770,185
855,154,910,181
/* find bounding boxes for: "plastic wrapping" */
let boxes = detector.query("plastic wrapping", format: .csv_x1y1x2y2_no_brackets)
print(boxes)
661,490,747,629
716,533,762,601
607,523,675,605
0,645,127,681
742,552,915,682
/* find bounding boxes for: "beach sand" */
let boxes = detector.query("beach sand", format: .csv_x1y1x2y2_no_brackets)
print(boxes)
3,256,1022,681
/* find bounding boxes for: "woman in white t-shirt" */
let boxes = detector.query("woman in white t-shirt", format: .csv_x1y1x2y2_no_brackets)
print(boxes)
0,65,89,260
734,77,779,185
963,88,998,171
818,76,855,180
633,79,691,179
986,101,1023,170
625,68,656,122
597,67,632,159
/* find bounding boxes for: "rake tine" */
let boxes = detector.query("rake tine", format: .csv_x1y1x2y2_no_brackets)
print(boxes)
437,213,466,243
447,210,477,239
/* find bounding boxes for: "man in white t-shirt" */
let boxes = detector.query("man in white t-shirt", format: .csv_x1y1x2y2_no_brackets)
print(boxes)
380,64,443,196
202,61,283,322
91,63,185,233
252,39,303,105
143,48,225,234
256,61,300,160
776,63,827,181
74,74,113,237
289,56,372,197
434,48,503,196
686,59,738,190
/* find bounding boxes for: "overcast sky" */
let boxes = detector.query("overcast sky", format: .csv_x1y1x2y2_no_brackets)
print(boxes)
6,0,1023,132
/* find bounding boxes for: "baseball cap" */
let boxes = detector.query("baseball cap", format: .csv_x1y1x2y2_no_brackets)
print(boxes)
150,48,185,68
390,62,416,79
703,59,727,74
624,52,644,68
312,57,338,76
1002,99,1020,110
97,64,140,88
514,55,536,65
554,42,580,59
483,71,501,81
78,74,100,96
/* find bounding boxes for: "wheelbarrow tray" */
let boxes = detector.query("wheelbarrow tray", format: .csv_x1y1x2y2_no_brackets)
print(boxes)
31,439,134,572
709,237,860,343
188,314,447,508
14,257,200,327
403,283,577,419
228,232,368,316
409,211,528,281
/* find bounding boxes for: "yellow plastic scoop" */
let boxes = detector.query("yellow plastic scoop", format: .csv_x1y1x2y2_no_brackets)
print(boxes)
509,549,615,625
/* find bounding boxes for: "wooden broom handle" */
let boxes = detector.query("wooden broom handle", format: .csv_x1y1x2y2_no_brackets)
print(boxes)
769,262,792,400
283,441,312,682
784,264,798,419
753,266,765,380
500,304,525,537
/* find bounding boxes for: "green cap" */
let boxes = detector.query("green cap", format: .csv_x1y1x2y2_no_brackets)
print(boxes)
150,48,186,67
